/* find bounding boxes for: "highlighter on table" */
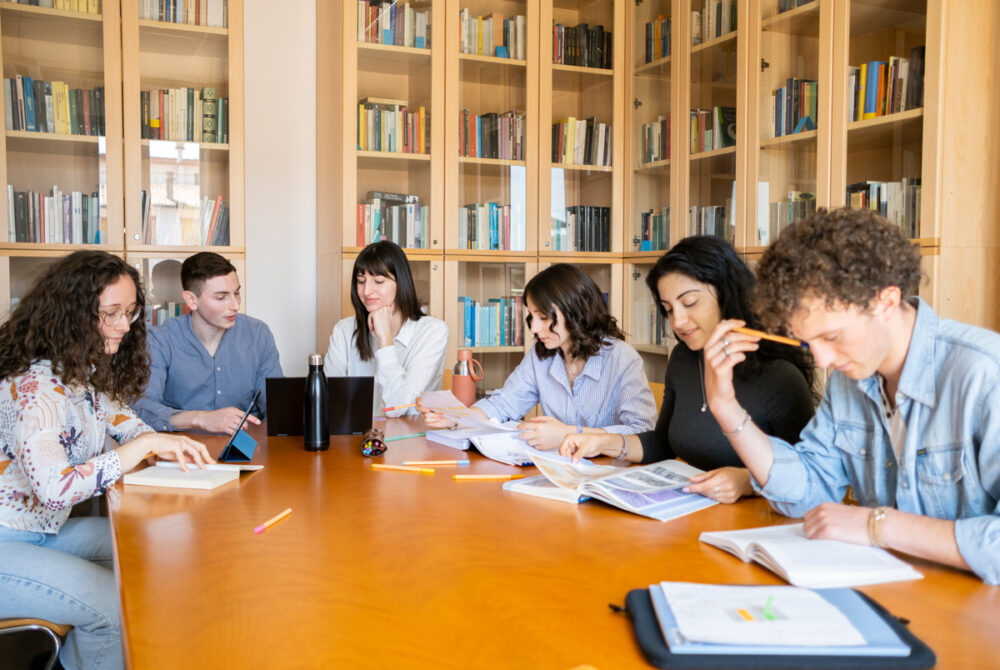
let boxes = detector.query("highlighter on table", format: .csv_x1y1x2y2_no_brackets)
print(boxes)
254,507,292,535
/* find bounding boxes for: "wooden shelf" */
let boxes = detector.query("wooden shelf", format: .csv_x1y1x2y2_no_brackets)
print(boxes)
0,242,124,254
458,156,527,167
0,2,101,24
342,248,441,259
357,41,431,66
539,251,622,263
635,158,670,173
689,145,736,162
691,31,738,56
468,345,524,354
635,55,671,78
847,108,923,149
459,53,526,68
632,343,666,355
445,250,535,262
357,150,432,163
762,1,821,36
550,162,613,173
849,0,927,37
760,129,818,149
141,138,230,151
5,129,101,144
138,19,227,38
124,244,244,254
624,250,670,261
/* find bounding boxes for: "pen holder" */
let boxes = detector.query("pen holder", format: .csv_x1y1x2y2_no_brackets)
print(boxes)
361,428,386,456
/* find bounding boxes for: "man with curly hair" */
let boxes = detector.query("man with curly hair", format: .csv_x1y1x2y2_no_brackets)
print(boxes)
702,207,1000,584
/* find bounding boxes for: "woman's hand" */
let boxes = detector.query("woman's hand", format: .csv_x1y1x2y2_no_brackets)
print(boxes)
559,432,619,462
122,433,214,473
702,320,760,431
517,416,573,450
368,305,396,349
683,466,753,504
415,397,457,429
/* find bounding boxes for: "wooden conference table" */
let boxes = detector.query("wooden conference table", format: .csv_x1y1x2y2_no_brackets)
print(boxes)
109,419,999,669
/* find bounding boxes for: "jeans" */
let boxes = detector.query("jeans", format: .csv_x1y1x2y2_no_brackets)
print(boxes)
0,518,123,670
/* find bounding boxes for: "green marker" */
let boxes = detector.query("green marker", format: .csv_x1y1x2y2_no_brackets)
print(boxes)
763,595,776,621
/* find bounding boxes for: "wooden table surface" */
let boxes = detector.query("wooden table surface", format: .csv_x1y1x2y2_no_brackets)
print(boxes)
109,420,1000,669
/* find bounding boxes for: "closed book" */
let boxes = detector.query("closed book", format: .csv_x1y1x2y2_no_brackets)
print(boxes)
124,464,239,490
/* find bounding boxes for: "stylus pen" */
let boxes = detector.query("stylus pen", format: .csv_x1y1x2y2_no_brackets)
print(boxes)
732,327,810,350
253,508,292,535
384,432,426,442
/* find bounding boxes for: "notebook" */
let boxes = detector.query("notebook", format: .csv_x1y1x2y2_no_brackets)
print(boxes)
123,463,239,490
265,376,374,436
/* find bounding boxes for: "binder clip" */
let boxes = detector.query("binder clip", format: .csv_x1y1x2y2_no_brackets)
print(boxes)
361,428,386,456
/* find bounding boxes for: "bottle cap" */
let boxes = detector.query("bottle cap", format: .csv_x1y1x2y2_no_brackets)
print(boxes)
457,349,471,361
309,353,323,366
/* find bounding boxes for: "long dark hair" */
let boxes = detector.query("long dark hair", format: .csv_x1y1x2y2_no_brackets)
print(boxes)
0,250,149,403
647,236,817,397
524,263,624,361
350,241,423,361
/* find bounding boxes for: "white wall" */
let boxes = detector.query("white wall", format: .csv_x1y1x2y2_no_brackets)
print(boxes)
244,0,317,376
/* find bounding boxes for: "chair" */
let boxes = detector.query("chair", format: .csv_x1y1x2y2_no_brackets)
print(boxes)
649,381,665,413
0,618,71,670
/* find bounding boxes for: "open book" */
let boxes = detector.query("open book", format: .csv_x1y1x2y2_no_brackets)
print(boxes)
699,523,923,588
123,462,262,490
420,390,532,465
506,448,718,522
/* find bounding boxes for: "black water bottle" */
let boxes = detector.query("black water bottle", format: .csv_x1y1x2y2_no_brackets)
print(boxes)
304,354,329,451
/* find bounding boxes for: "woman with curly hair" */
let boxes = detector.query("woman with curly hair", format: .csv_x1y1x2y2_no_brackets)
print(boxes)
559,236,816,503
420,263,656,449
0,250,212,670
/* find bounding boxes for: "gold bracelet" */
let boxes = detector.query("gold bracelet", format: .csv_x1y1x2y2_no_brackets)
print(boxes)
868,506,890,548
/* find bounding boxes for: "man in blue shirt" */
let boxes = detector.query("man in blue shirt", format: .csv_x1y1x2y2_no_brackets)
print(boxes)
134,252,283,434
704,207,1000,584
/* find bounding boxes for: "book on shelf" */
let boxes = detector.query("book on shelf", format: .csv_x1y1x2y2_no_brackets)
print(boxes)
689,106,735,153
457,201,525,251
140,87,228,144
639,113,670,165
638,206,670,252
357,98,428,154
771,77,817,138
550,205,610,252
7,185,101,245
691,0,736,45
138,0,228,28
457,293,524,348
847,46,925,123
846,179,920,238
688,203,732,242
459,9,525,60
140,188,229,246
633,291,668,347
759,190,816,245
144,300,190,327
4,77,105,136
551,117,613,167
357,1,430,49
0,0,100,14
357,190,427,248
645,14,671,63
459,109,525,161
552,22,612,69
506,450,718,522
700,523,923,588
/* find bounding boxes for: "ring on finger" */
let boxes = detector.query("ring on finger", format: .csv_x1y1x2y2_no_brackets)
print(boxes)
722,338,729,347
723,346,730,357
713,485,720,495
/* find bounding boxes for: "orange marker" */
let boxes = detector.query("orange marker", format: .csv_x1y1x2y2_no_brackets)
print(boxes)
733,327,809,350
453,474,525,481
371,463,434,475
383,402,417,412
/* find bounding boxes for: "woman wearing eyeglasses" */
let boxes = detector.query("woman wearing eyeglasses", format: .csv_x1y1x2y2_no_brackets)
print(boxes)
0,250,213,670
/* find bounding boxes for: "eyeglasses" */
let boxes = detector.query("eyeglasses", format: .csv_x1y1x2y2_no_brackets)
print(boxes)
99,305,141,326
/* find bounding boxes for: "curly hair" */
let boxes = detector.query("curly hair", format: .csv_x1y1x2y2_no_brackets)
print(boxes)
755,207,923,332
350,241,424,362
647,236,816,396
524,263,624,361
0,250,149,404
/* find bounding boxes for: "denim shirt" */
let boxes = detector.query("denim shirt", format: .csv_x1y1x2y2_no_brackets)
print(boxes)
756,298,1000,584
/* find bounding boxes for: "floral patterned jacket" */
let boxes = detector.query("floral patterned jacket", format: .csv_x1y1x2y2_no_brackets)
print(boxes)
0,361,153,533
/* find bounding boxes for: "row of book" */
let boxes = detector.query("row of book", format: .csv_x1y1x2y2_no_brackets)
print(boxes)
639,114,670,164
357,1,430,49
457,202,526,251
847,46,925,122
458,9,526,60
2,0,98,13
552,23,612,69
756,191,816,246
144,302,189,328
637,206,670,252
356,191,427,249
690,106,736,153
457,295,525,348
140,87,228,144
846,178,921,238
138,0,227,28
632,296,669,348
3,77,105,136
459,110,525,161
7,185,102,244
771,78,818,138
551,117,613,167
357,97,429,154
645,15,672,63
688,204,733,241
550,206,611,252
691,0,737,46
140,189,229,246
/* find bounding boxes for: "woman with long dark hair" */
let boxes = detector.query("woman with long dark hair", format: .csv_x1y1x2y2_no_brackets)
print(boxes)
0,250,212,670
420,263,656,450
560,236,816,502
324,240,449,416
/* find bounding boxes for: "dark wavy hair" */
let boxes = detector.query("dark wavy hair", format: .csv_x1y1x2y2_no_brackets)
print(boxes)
350,241,424,362
0,250,149,403
524,263,624,361
647,236,817,397
756,207,923,331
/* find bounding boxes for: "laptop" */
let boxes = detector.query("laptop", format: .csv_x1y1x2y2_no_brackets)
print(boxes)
265,376,374,436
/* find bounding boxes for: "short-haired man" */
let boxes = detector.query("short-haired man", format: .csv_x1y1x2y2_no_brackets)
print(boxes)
704,207,1000,584
134,252,283,434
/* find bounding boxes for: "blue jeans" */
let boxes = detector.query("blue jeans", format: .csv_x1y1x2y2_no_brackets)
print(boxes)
0,518,122,670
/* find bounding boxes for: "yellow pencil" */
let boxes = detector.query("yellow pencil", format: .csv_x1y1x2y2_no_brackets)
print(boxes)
371,463,435,475
253,507,292,535
733,326,809,350
383,402,417,412
453,474,525,481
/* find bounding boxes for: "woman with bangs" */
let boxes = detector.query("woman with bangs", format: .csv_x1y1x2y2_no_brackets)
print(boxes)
324,240,449,416
419,263,656,451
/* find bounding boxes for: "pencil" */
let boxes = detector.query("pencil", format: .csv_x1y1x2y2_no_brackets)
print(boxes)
384,432,427,442
371,463,435,475
732,326,809,350
383,402,417,412
453,474,525,481
253,507,292,535
402,459,470,466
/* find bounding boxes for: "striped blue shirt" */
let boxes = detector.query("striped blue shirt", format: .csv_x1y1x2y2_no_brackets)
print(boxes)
474,339,656,434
